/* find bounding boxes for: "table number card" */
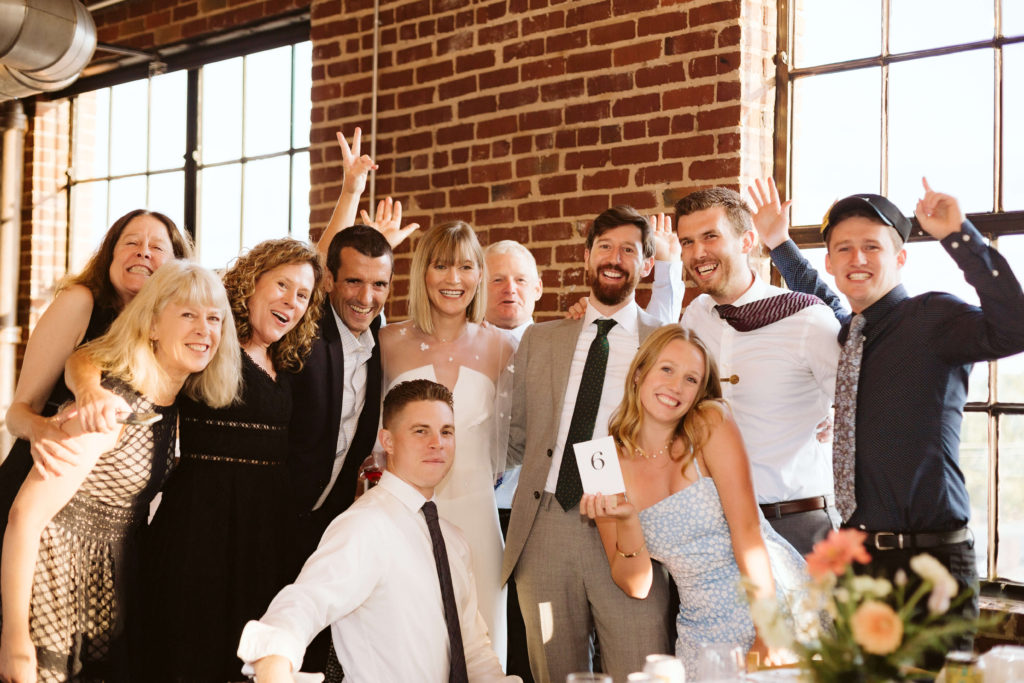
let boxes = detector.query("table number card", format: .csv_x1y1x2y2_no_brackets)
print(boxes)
573,436,626,495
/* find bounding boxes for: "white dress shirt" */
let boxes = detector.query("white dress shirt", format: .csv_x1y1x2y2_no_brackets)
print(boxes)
238,471,518,683
544,301,642,493
312,306,374,510
681,276,840,503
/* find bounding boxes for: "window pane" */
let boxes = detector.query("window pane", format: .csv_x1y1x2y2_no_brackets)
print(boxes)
244,46,292,157
1002,0,1024,36
202,57,243,164
791,68,882,226
1004,43,1024,211
901,240,981,303
890,0,993,53
291,151,310,239
888,50,994,214
72,88,110,180
69,180,109,273
961,412,988,579
109,80,148,176
199,164,242,268
995,236,1024,402
242,156,291,248
967,362,988,404
149,71,187,171
292,42,312,150
997,415,1024,582
792,0,880,68
108,176,148,227
148,171,185,231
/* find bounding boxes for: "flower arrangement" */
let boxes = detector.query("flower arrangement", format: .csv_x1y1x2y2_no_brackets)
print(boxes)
751,529,978,682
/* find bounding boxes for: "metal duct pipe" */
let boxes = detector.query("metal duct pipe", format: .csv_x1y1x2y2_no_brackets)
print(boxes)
0,0,97,101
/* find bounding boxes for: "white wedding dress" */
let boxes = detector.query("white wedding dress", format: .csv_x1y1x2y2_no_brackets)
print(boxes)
380,321,514,665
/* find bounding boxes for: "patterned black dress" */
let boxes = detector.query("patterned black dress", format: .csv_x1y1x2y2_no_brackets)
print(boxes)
12,376,176,682
139,351,297,683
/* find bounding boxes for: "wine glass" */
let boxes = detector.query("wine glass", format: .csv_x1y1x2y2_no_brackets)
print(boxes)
695,643,744,681
566,674,612,683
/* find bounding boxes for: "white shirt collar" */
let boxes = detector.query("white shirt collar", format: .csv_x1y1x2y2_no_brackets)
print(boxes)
331,305,377,353
727,273,767,308
583,299,639,336
377,470,431,513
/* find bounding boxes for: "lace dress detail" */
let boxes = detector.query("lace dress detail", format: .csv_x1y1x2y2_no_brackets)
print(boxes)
22,376,176,683
638,459,808,675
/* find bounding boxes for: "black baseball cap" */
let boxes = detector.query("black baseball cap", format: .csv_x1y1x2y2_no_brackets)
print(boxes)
820,194,912,243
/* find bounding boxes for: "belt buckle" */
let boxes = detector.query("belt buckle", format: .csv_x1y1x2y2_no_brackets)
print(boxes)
873,532,904,550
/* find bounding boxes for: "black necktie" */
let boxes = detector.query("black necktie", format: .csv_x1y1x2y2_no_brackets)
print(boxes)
421,501,469,683
714,291,822,331
555,318,617,511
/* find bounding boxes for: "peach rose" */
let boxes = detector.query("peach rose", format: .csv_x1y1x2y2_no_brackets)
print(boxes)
806,529,872,580
850,600,904,655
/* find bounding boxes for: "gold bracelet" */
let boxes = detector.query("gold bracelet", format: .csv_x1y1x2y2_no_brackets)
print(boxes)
615,540,646,558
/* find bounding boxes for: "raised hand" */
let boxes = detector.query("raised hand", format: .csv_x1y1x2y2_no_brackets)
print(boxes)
338,127,377,196
358,197,420,249
747,177,792,250
914,177,964,241
564,295,589,320
650,213,681,262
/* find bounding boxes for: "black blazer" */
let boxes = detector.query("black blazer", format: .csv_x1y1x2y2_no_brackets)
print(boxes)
288,300,383,531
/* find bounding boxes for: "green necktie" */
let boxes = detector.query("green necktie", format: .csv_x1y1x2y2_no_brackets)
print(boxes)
555,318,617,511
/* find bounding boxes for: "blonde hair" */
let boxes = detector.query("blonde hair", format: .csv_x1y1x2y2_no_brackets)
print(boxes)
409,221,485,334
221,238,325,373
85,261,241,407
608,325,725,473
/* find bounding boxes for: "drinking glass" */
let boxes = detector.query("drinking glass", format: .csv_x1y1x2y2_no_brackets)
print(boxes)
695,644,744,681
566,674,612,683
626,674,661,682
643,653,685,683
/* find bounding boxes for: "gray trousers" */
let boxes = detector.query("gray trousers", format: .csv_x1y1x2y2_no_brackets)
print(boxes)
514,492,674,683
764,506,838,557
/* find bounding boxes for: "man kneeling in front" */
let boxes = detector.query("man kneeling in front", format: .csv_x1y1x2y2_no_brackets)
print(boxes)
238,379,519,682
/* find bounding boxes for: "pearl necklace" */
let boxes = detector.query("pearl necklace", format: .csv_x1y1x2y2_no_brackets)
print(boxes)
634,439,673,460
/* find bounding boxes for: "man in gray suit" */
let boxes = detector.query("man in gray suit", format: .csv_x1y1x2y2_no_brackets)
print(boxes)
502,206,673,683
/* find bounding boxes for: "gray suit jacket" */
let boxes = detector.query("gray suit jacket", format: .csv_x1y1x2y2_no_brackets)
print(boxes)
501,308,664,584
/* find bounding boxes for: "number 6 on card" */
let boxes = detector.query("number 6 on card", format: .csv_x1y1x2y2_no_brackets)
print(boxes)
573,436,626,495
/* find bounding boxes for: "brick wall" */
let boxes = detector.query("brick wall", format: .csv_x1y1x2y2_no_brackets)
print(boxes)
309,0,777,320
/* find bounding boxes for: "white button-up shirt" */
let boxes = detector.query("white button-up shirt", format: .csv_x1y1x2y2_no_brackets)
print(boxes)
312,306,374,510
681,276,840,503
238,472,518,682
544,301,642,493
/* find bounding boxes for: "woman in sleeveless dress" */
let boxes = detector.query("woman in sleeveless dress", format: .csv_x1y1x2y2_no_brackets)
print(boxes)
379,221,515,663
581,326,808,674
1,210,191,519
0,262,240,683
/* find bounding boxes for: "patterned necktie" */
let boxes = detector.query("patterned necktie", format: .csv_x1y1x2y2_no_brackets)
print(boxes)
833,314,867,523
421,501,469,683
555,318,617,511
714,291,822,332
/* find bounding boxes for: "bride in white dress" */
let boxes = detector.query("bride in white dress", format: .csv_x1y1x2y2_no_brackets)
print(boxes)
379,220,514,664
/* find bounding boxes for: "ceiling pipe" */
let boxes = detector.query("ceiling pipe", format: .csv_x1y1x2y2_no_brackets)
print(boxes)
0,0,97,101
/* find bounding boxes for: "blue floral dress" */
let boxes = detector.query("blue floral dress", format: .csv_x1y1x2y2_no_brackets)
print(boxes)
638,459,808,674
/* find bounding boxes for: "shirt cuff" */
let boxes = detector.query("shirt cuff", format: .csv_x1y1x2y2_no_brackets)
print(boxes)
653,259,682,280
237,620,307,676
940,219,984,256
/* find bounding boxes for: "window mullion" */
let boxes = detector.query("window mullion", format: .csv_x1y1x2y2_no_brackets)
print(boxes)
184,69,199,242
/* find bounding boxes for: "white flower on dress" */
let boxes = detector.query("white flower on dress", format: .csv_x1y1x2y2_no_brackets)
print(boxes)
420,343,429,351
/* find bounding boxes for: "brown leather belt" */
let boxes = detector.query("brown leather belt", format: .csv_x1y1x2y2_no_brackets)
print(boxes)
865,527,971,551
759,495,828,519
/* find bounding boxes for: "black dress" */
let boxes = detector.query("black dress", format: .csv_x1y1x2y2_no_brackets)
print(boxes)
0,303,118,546
139,351,298,683
1,376,176,683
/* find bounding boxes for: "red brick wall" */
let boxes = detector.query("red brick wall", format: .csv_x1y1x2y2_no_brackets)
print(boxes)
309,0,776,319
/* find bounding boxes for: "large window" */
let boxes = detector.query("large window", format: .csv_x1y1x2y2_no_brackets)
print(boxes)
777,1,1024,584
68,40,312,270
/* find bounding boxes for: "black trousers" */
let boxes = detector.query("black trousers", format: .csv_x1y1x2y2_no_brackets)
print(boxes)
856,536,979,667
499,507,534,683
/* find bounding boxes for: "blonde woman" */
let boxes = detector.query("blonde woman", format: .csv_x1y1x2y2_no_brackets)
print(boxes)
0,262,239,683
581,325,806,674
379,221,515,663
